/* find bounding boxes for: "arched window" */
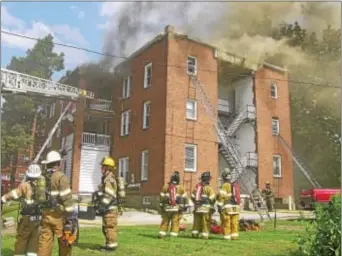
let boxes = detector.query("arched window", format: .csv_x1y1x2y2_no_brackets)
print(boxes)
270,81,278,99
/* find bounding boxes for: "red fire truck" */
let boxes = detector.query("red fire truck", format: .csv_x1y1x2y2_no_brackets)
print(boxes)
299,188,341,210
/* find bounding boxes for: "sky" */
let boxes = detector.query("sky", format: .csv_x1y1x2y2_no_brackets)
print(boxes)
1,2,120,81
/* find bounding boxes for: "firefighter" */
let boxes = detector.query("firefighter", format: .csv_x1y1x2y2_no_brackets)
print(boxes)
38,150,77,256
94,156,125,252
191,171,216,240
158,171,189,238
1,164,45,256
261,181,275,212
217,168,240,240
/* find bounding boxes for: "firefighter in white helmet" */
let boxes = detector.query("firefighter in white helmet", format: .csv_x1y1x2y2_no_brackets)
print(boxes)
1,164,46,256
38,150,77,256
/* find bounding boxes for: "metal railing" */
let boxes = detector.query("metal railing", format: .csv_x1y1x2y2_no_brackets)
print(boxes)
87,98,113,112
218,98,232,114
244,152,258,168
82,132,111,146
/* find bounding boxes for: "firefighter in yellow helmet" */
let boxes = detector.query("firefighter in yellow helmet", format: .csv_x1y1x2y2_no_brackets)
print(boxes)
94,156,125,252
158,171,189,238
262,181,275,212
1,164,46,256
191,171,216,240
38,150,77,256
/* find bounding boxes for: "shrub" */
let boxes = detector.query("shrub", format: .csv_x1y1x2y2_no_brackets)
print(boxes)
297,195,341,256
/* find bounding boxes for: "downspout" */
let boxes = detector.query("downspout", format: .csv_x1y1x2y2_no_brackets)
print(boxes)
251,71,259,187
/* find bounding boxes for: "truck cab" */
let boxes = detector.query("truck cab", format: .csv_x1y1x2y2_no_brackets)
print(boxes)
299,188,340,210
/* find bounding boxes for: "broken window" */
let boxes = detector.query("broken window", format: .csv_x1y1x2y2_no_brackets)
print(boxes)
144,63,152,88
271,81,278,99
187,56,197,75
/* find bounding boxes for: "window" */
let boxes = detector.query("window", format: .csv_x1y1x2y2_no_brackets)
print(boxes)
271,81,278,99
186,99,197,120
187,56,197,75
49,102,55,118
272,118,280,135
118,157,129,183
184,144,197,172
142,196,151,205
120,110,131,136
273,155,282,177
122,76,131,99
141,150,149,181
144,63,152,88
143,101,151,129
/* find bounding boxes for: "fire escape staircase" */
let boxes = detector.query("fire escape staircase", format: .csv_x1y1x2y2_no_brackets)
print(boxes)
190,76,271,221
226,105,256,137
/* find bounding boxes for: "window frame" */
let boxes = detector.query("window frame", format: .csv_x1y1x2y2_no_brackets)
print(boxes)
120,110,131,136
122,76,131,99
118,157,129,183
141,150,149,181
273,155,282,178
187,56,197,76
186,99,197,121
272,117,280,135
271,81,278,99
144,62,152,88
184,143,197,172
143,101,151,129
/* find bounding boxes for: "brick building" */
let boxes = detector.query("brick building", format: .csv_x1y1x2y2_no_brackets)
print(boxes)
48,25,293,209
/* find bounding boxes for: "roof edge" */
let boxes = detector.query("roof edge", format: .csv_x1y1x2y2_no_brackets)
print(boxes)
263,62,288,73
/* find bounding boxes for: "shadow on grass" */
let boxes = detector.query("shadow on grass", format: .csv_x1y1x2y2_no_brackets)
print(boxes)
74,242,100,251
1,248,14,256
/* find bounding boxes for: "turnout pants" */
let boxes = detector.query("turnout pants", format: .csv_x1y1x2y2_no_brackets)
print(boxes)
102,210,118,249
220,212,240,240
159,211,181,237
38,211,72,256
192,212,210,239
266,198,274,211
14,215,41,256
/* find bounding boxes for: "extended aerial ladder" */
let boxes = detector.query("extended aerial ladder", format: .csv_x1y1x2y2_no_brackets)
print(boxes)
190,76,272,221
1,68,95,163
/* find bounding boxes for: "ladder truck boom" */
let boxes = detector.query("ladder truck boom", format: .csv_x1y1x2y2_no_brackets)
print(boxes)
1,67,95,164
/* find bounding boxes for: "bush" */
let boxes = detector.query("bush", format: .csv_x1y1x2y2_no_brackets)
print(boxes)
297,195,341,256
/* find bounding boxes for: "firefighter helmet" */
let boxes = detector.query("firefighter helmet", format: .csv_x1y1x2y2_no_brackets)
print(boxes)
221,168,232,181
26,164,42,178
101,157,116,168
170,171,180,184
41,151,62,165
265,181,271,185
201,171,212,182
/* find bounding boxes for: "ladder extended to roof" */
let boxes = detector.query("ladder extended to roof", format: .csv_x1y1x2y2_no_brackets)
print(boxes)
190,76,272,221
1,68,95,163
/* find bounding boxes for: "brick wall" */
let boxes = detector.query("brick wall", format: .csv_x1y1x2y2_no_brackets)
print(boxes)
164,33,219,195
112,37,168,196
254,67,294,200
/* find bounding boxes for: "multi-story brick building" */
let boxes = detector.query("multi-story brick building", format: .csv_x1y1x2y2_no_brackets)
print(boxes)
49,25,293,209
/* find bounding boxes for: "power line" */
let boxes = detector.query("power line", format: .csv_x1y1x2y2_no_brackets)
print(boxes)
2,30,340,89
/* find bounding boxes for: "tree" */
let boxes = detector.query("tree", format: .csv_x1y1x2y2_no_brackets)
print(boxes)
2,34,65,184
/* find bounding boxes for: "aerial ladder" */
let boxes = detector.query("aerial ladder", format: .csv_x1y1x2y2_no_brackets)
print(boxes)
1,68,95,163
190,76,272,221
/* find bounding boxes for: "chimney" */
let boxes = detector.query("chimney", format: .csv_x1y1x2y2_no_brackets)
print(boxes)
165,25,176,34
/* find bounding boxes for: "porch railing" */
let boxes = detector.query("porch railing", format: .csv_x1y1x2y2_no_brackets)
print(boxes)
82,132,111,146
87,98,113,112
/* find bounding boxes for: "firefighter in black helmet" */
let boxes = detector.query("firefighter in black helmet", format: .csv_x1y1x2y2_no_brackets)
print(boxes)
191,171,216,239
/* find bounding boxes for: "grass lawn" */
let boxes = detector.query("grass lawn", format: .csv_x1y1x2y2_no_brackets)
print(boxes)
2,219,305,256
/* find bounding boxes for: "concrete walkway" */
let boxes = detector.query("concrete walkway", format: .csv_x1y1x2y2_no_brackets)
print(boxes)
79,210,315,228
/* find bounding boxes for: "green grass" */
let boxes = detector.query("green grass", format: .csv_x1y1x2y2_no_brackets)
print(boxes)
2,220,305,256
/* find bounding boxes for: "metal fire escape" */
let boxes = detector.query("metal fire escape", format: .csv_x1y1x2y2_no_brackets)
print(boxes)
275,135,322,188
226,105,256,136
1,68,95,162
190,76,271,221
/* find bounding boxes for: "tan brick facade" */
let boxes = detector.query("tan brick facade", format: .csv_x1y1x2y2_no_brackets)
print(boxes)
254,68,294,200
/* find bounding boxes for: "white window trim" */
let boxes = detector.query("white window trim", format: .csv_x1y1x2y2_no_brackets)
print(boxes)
141,150,149,181
186,99,197,121
144,62,152,88
122,76,131,99
272,118,280,135
271,81,278,99
143,101,151,129
120,110,131,136
184,144,197,172
118,157,129,183
187,56,197,76
273,155,282,178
